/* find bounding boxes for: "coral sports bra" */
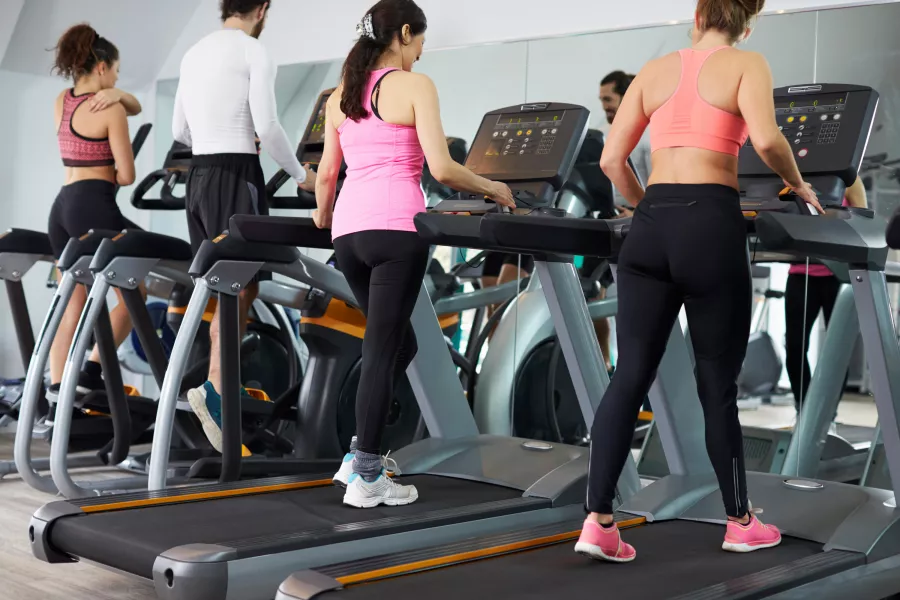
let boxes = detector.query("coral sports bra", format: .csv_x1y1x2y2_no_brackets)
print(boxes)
58,89,115,168
650,47,750,157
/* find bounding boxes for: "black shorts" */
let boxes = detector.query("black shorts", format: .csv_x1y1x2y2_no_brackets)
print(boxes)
481,252,535,277
48,180,140,258
186,154,268,254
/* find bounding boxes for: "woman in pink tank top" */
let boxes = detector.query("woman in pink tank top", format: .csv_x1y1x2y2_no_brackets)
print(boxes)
312,0,514,509
784,177,867,415
577,0,825,563
47,24,144,396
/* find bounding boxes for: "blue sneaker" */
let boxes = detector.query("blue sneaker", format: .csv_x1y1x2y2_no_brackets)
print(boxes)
187,381,224,452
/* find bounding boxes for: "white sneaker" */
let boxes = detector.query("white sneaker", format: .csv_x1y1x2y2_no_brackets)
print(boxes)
333,453,354,487
343,471,418,508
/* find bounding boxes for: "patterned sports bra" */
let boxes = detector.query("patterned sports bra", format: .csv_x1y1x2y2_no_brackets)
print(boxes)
58,89,115,167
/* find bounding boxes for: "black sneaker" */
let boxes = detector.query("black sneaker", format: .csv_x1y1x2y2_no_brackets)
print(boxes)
76,369,105,395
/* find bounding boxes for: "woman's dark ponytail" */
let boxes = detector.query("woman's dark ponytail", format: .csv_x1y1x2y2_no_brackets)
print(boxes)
340,0,427,122
52,23,120,81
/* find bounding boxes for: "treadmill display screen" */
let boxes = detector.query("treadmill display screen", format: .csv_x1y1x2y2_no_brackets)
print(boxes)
300,92,331,150
740,85,878,182
463,103,589,187
775,93,847,114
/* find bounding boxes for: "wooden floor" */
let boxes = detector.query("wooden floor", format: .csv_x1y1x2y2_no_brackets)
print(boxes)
0,394,880,600
0,431,157,600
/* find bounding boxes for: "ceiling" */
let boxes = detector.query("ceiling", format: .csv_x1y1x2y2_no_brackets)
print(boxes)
0,0,201,90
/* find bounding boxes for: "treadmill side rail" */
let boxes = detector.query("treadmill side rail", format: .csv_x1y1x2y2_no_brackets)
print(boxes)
275,571,343,600
152,550,231,600
30,501,84,564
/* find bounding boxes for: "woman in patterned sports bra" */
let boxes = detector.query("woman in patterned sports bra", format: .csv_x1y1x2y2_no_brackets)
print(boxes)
47,23,144,396
575,0,825,564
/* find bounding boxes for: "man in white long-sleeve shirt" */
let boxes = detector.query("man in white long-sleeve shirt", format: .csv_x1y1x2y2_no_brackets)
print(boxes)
172,0,315,451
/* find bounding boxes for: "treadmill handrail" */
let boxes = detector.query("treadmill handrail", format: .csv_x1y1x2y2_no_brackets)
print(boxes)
229,215,333,249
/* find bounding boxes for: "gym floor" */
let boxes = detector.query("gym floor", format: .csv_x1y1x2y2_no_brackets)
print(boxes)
0,394,878,600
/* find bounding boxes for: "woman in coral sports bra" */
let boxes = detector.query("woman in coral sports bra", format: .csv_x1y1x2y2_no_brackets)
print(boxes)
575,0,824,563
47,24,143,396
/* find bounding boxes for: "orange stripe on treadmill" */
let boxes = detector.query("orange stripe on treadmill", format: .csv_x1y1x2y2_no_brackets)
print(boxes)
337,517,646,586
638,411,653,421
80,479,333,513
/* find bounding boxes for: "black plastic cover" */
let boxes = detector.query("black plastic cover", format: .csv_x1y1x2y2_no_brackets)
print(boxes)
57,230,120,271
755,207,888,270
0,228,53,256
229,215,334,250
91,231,193,271
189,235,301,277
480,213,625,258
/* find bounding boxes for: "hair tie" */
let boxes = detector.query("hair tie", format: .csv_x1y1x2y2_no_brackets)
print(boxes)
356,13,375,40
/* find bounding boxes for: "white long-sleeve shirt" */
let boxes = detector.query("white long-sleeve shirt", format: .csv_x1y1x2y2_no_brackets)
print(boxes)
172,28,306,183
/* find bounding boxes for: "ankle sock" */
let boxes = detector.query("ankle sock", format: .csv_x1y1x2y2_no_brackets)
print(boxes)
600,521,616,529
353,450,382,483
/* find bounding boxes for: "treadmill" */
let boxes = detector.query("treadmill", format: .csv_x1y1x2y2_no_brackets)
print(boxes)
28,101,642,600
274,84,900,600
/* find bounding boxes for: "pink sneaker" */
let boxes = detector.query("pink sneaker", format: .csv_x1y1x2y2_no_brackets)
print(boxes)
574,519,636,563
722,515,782,553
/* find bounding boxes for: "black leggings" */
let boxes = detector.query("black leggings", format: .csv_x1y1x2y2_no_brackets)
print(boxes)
784,273,842,412
333,230,430,455
587,184,752,518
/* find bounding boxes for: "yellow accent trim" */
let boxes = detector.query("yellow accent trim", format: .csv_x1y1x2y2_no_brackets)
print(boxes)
302,299,367,339
301,300,460,340
112,232,127,242
337,517,646,586
244,388,271,402
123,385,141,397
438,314,460,330
638,411,653,422
213,234,228,243
80,478,333,513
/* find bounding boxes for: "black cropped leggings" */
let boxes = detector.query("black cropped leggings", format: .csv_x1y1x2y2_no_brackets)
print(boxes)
333,230,430,455
587,185,752,518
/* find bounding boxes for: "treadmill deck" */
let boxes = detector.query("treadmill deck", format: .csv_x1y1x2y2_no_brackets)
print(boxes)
325,521,861,600
50,475,529,578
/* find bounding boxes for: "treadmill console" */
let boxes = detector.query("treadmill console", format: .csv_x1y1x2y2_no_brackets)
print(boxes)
433,103,589,213
296,88,333,166
266,88,342,208
740,83,878,205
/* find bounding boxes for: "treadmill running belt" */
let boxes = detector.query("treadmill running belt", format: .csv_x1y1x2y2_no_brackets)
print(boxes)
334,521,827,600
835,423,875,446
52,476,522,579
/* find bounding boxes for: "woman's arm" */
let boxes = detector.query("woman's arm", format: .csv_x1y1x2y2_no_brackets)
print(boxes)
845,175,867,208
89,89,142,116
737,53,804,188
54,90,65,132
599,71,649,207
737,53,822,212
411,75,513,207
314,97,345,227
106,104,135,186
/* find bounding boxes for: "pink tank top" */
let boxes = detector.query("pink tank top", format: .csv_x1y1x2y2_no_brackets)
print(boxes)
650,47,749,156
331,68,426,240
58,89,115,167
789,196,850,277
